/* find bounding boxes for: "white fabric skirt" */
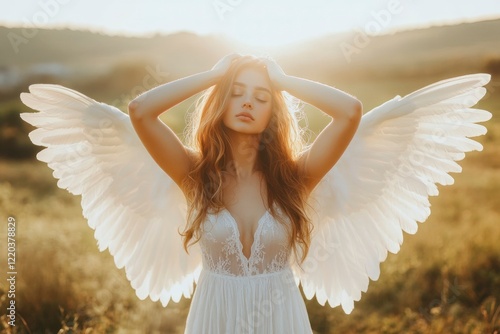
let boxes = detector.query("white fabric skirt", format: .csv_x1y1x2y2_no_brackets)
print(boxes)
185,267,312,334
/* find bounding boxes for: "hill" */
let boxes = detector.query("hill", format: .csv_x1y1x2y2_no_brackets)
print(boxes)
278,18,500,79
1,18,499,82
0,27,234,78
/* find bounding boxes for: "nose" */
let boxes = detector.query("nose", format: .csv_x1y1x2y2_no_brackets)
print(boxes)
242,101,253,110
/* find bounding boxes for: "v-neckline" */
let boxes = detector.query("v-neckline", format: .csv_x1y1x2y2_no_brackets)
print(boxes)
222,208,269,262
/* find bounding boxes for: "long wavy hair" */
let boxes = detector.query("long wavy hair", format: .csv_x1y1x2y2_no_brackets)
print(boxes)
181,55,312,264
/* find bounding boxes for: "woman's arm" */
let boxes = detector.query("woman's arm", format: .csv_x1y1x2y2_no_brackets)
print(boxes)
128,54,240,188
265,59,363,191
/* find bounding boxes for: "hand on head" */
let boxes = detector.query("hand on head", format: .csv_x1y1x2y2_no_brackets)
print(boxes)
262,58,286,91
211,53,242,77
212,53,287,91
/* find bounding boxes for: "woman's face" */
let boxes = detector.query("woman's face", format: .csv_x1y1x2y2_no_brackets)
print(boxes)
222,67,273,135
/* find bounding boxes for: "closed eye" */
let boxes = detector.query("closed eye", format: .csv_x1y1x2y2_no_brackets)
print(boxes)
255,93,270,103
231,85,270,102
231,87,244,97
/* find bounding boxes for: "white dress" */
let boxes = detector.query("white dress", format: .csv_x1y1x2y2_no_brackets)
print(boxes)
19,74,491,329
185,208,312,333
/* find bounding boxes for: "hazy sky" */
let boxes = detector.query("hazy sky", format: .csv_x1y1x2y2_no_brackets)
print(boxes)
1,0,499,46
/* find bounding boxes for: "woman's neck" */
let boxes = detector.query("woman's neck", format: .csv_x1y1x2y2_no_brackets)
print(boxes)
225,130,261,180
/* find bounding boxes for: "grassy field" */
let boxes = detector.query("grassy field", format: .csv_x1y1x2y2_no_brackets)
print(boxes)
1,22,500,334
0,73,499,333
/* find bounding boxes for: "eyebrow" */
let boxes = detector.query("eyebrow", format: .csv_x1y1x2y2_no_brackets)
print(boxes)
233,82,271,95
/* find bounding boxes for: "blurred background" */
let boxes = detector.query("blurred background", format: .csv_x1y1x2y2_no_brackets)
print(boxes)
0,0,499,333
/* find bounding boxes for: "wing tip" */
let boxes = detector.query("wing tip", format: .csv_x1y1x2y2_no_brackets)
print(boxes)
477,73,492,86
19,91,35,109
19,110,33,123
454,73,491,87
28,83,65,93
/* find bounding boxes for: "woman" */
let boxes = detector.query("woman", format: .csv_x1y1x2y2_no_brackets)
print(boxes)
128,54,362,332
20,53,490,333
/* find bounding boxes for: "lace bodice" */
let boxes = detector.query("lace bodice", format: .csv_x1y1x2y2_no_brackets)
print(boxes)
200,208,291,276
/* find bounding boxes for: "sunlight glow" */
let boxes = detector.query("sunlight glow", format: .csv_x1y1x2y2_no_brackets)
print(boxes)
0,0,499,48
210,0,350,47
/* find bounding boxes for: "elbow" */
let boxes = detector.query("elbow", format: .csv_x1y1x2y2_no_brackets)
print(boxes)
128,99,143,122
349,99,363,123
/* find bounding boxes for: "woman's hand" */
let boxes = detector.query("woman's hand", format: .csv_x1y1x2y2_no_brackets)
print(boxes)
264,58,288,91
211,53,241,77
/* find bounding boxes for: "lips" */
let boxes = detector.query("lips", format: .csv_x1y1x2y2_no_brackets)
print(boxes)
235,112,254,121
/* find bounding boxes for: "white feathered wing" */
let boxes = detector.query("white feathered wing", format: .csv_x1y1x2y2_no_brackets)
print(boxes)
20,85,202,306
295,73,492,314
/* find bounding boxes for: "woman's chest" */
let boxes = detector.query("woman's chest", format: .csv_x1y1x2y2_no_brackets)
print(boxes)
199,209,291,275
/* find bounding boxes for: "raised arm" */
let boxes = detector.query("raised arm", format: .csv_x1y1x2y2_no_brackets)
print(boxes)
265,59,362,191
128,54,240,188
